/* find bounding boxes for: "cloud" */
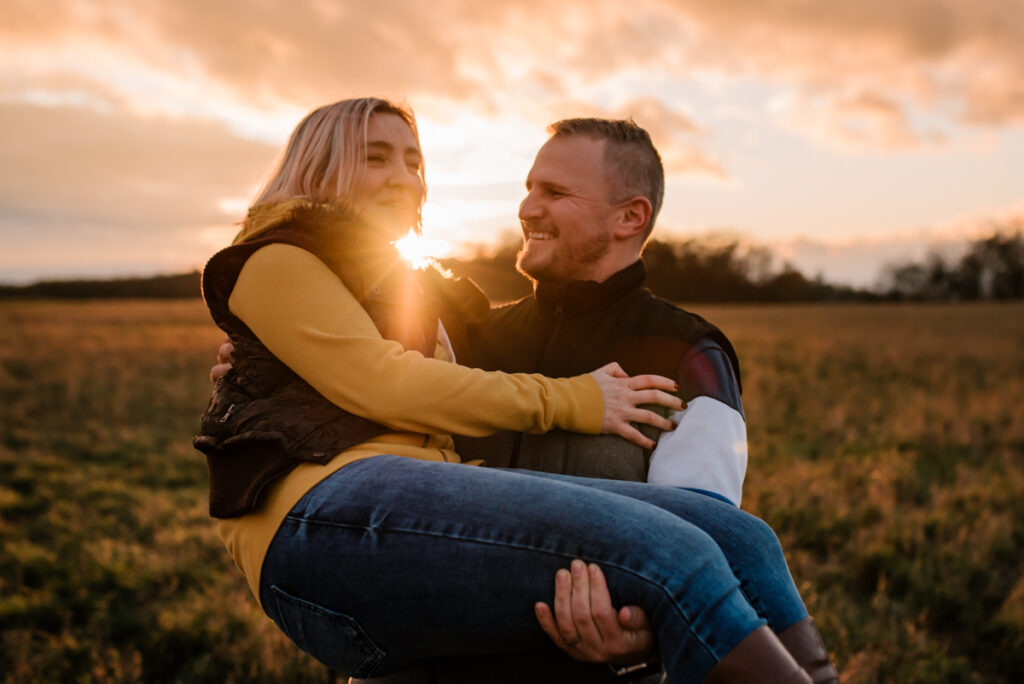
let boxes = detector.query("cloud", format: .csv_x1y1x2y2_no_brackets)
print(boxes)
0,101,277,278
1,0,1022,282
4,0,1022,148
660,0,1024,142
773,89,946,151
0,102,276,228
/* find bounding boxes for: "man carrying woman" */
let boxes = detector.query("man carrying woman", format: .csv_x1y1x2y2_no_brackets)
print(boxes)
195,97,837,683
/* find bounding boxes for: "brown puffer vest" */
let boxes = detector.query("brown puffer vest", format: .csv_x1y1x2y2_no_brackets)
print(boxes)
193,205,487,518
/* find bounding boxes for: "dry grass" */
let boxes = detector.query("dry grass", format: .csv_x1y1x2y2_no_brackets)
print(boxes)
2,299,1022,683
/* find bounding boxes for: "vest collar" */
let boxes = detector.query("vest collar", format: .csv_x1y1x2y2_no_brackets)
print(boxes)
534,260,646,317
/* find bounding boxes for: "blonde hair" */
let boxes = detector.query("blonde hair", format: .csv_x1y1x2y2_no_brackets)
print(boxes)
252,97,425,230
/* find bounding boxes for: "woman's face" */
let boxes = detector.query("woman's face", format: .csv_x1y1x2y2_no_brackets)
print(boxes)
349,113,424,241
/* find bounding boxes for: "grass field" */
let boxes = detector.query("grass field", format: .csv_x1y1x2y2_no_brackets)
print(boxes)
1,299,1022,683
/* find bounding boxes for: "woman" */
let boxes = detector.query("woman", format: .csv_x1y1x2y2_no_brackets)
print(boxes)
194,97,830,683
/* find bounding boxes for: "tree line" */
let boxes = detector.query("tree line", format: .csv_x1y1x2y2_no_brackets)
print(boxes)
440,238,875,303
2,229,1021,303
0,271,201,300
880,228,1024,301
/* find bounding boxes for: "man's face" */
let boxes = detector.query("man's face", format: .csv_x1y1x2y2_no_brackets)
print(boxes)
517,135,618,283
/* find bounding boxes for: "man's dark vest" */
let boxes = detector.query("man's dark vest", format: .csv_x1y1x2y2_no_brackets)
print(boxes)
450,260,741,480
193,205,487,518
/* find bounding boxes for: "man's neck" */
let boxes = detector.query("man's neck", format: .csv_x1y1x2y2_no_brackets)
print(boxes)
568,253,642,285
533,259,643,290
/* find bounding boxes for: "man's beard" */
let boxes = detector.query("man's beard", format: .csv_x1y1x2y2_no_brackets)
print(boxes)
515,231,612,284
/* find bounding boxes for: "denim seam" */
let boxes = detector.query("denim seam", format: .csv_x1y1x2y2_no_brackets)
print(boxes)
725,566,767,625
271,584,386,677
282,514,720,661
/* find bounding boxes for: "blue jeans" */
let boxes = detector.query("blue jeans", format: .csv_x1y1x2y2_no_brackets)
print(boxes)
259,455,808,683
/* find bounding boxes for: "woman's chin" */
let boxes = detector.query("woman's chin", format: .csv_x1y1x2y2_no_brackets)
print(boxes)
359,210,415,242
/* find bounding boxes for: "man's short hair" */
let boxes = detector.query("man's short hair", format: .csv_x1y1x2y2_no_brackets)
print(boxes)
548,118,665,239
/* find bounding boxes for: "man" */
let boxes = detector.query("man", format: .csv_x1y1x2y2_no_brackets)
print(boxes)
451,118,746,508
212,119,836,683
419,118,748,683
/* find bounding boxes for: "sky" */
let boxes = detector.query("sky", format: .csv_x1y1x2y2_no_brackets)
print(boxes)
2,0,1023,287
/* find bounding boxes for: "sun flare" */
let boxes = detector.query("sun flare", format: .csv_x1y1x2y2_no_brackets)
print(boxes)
393,230,451,270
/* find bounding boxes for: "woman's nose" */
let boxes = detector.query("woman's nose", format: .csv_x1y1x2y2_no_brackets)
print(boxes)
388,161,419,187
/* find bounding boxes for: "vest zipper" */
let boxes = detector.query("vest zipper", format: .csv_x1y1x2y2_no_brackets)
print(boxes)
219,403,236,423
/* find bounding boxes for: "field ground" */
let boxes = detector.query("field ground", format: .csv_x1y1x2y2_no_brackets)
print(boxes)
1,299,1022,683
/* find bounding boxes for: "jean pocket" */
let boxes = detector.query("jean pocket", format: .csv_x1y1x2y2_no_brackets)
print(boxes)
270,584,385,677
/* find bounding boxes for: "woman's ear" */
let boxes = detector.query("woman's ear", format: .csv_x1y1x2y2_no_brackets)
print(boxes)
613,197,652,240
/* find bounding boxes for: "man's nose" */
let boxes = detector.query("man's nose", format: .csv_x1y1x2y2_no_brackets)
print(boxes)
519,191,541,221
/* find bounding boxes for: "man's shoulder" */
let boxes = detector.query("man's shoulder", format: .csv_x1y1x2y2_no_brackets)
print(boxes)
611,289,743,393
620,288,730,344
489,294,537,315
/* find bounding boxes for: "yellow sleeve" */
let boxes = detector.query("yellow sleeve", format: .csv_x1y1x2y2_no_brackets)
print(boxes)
227,243,604,437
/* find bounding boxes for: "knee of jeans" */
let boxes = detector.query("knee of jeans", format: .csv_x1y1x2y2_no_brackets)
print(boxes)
733,511,785,558
269,584,385,678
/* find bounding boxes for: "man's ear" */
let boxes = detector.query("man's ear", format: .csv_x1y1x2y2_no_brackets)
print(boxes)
613,197,652,240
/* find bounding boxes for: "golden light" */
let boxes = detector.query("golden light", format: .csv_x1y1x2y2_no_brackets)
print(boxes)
393,229,451,270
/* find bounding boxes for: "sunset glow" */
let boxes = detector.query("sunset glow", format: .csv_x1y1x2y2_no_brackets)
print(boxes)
1,1,1023,286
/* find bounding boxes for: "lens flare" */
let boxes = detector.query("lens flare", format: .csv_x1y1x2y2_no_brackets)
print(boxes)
393,229,451,270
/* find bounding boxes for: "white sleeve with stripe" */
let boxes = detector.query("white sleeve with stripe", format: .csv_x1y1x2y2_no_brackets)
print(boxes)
647,397,747,506
646,339,747,506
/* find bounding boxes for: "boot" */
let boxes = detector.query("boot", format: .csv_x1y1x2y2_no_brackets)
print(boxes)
777,617,839,683
703,626,811,683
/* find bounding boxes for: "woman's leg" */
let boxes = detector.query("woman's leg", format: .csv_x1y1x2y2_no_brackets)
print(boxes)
504,469,809,633
259,456,770,682
509,470,836,683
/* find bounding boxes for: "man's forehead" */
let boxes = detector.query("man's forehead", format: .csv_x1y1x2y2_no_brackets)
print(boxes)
539,134,605,160
528,135,607,182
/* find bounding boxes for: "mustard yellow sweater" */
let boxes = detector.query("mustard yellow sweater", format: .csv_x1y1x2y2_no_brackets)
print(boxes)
218,243,605,604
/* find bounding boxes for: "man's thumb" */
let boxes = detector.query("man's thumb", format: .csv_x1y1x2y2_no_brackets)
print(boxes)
619,605,648,629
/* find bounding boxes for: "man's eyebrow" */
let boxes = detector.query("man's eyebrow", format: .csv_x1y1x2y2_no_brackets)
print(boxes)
531,179,569,193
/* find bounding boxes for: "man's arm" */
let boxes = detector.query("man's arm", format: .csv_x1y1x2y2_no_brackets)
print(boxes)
210,336,232,380
647,338,747,506
535,560,658,669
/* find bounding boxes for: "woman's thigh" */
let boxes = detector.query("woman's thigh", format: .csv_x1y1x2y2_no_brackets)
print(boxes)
259,455,762,678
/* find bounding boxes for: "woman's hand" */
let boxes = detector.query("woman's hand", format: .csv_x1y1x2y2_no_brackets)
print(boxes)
589,362,684,449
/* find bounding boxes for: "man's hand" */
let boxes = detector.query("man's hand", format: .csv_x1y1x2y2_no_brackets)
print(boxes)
210,336,234,381
535,559,657,665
